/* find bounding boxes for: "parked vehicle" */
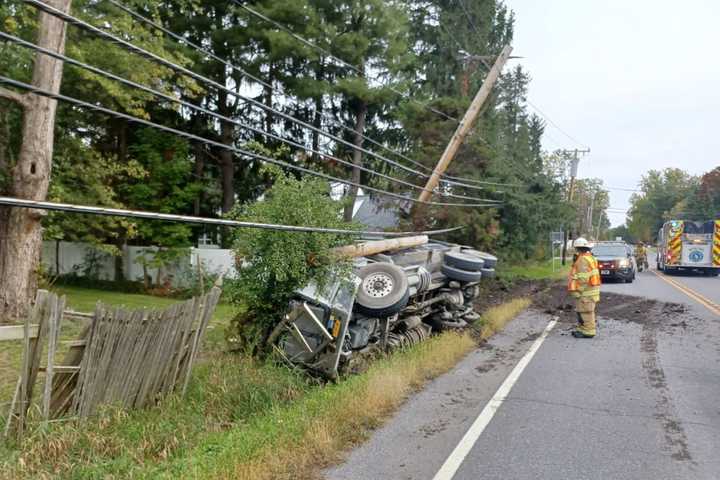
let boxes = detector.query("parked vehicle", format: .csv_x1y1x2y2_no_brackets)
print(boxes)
269,241,497,379
592,241,636,283
657,220,720,276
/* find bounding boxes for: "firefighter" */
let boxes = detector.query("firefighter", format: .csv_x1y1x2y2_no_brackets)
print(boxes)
635,242,648,270
568,237,601,338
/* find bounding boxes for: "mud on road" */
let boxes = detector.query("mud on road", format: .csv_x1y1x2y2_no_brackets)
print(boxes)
530,281,698,329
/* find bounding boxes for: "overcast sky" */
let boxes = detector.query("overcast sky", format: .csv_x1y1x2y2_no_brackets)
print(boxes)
505,0,720,226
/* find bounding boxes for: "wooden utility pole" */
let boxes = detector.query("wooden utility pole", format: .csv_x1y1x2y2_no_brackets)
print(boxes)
417,45,513,204
560,148,590,265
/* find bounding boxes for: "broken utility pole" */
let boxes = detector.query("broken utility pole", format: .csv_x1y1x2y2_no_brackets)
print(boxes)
417,45,513,205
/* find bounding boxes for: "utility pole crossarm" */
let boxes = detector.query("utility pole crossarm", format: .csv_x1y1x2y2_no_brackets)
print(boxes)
418,45,513,203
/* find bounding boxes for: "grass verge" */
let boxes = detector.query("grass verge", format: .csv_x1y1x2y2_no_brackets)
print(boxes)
1,333,476,479
475,297,533,340
498,260,569,281
1,288,532,479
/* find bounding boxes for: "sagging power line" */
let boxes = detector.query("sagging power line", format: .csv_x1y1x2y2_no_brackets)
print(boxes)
234,1,460,124
0,31,499,205
0,76,502,209
453,2,589,151
101,0,511,191
25,0,490,193
0,197,463,237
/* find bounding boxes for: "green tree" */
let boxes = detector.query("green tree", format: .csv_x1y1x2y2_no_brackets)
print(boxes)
226,168,357,353
627,168,699,242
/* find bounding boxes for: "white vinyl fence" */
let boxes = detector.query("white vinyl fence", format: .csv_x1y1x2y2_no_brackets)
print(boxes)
41,241,237,286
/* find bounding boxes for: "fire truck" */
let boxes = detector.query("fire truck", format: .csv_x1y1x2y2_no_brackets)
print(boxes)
657,219,720,276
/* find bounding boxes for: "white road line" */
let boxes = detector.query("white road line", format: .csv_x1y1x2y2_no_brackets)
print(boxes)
432,317,558,480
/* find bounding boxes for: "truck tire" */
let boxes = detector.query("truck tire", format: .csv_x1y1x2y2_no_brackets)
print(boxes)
441,264,483,283
480,267,496,279
355,263,410,317
443,251,485,271
461,249,498,268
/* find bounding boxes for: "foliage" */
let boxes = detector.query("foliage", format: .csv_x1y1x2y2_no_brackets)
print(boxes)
627,168,700,241
0,323,471,479
2,0,584,321
225,168,358,353
606,224,635,243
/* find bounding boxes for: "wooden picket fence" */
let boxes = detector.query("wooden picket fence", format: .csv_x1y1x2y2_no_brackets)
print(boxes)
2,287,220,441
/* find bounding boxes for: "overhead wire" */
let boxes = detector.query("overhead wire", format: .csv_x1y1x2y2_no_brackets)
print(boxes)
234,0,522,189
526,99,589,150
453,0,589,151
104,0,509,190
0,197,463,237
234,1,461,123
0,31,500,204
0,76,502,209
25,0,491,194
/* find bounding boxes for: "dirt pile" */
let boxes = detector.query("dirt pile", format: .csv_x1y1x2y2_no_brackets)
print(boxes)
529,282,697,328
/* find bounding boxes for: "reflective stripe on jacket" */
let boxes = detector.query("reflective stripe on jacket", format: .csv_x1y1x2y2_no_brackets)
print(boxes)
568,252,601,301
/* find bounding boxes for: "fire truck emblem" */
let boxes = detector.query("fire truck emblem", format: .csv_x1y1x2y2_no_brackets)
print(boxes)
689,249,704,263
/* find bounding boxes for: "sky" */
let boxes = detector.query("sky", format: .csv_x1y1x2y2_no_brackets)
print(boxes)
505,0,720,226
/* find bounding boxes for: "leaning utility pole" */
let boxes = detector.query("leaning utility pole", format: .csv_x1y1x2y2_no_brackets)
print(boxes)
560,148,590,265
417,45,513,204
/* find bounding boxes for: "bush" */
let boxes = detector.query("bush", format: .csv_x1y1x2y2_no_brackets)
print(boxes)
225,169,359,353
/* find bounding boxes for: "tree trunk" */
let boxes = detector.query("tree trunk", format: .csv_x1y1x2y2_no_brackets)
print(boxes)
0,0,72,323
343,100,367,222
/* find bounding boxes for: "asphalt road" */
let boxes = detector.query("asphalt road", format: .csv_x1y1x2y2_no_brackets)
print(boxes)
325,260,720,480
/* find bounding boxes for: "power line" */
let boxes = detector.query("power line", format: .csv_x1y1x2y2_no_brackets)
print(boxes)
103,1,507,192
238,1,521,189
0,76,501,209
0,197,463,237
606,186,641,192
27,0,509,195
234,1,460,123
0,32,499,205
105,0,511,190
456,0,481,37
452,3,589,151
526,100,588,149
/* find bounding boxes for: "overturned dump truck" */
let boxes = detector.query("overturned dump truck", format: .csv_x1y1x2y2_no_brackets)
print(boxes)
267,238,497,379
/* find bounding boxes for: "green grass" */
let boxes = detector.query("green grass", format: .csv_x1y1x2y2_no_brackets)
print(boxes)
0,287,237,421
1,286,530,479
498,259,570,281
1,331,474,480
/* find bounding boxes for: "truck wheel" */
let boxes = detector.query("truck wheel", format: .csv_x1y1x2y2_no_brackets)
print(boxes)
443,251,485,271
480,267,496,279
461,249,498,268
355,263,410,317
441,264,483,283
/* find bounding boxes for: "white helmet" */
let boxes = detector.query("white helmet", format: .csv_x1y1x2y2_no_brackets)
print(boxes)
573,237,591,249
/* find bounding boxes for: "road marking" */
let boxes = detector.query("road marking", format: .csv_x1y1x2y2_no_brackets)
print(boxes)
652,270,720,316
432,318,558,480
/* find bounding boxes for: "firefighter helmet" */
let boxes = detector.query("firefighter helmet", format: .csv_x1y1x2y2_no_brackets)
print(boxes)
573,237,591,249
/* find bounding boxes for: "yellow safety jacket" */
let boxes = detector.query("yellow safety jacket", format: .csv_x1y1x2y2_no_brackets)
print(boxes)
568,252,601,301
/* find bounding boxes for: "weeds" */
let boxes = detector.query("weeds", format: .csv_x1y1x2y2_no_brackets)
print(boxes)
476,297,532,340
1,287,531,479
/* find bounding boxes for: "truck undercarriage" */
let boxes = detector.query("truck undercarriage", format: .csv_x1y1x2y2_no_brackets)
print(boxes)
268,241,497,379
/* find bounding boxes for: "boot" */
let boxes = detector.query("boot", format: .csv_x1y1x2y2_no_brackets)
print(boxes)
572,330,595,339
